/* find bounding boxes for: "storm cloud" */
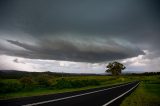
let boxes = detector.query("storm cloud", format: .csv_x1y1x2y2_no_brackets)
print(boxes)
0,0,160,64
3,36,143,63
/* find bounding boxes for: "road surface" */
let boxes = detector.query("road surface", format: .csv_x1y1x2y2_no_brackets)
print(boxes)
0,81,139,106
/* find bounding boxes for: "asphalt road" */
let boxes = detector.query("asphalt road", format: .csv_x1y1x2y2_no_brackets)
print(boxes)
0,81,139,106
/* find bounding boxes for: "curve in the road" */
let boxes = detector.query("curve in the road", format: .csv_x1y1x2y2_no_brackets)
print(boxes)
102,82,139,106
23,81,139,106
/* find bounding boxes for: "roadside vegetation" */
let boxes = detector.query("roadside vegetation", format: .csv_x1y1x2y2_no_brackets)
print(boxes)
0,71,133,99
121,75,160,106
0,70,160,106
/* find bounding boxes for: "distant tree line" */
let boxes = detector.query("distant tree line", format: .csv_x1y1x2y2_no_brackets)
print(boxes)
129,72,160,76
0,70,103,79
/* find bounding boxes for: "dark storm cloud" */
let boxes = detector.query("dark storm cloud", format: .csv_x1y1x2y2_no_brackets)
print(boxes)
5,39,144,63
0,0,159,62
0,0,159,35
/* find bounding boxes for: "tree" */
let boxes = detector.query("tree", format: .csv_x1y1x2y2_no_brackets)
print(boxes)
20,77,34,88
36,74,53,87
106,61,125,76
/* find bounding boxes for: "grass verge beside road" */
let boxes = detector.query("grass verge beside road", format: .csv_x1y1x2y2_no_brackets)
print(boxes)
121,76,160,106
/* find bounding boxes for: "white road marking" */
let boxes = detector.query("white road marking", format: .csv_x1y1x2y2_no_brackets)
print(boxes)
22,81,137,106
102,82,140,106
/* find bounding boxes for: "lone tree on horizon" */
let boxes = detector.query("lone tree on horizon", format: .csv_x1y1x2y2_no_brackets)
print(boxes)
106,61,126,76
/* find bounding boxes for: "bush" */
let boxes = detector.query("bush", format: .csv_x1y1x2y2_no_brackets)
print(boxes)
0,80,22,93
36,74,53,87
19,77,35,89
55,78,100,89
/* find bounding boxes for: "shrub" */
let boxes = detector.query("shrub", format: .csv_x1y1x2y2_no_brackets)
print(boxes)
0,80,22,93
55,78,100,89
55,78,73,89
36,74,53,87
19,77,35,89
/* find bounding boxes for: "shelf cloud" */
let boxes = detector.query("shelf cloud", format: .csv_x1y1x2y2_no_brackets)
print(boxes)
5,37,144,62
0,0,160,72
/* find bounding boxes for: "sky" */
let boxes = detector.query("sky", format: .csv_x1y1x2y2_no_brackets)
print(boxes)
0,0,160,73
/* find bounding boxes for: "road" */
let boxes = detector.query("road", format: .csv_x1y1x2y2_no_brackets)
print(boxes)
0,81,139,106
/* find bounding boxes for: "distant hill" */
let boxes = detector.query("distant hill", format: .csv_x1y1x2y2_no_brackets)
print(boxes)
0,70,159,79
0,70,105,79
